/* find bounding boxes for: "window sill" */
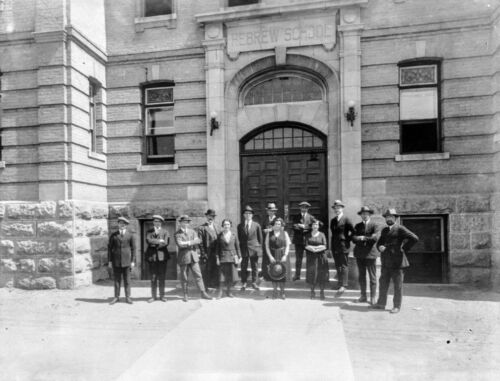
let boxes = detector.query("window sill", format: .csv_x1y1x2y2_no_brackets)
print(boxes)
395,152,450,162
135,14,177,32
88,151,106,162
137,163,179,172
0,161,5,169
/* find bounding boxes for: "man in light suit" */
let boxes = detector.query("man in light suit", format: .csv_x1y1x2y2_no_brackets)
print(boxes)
108,217,136,305
372,209,419,314
330,200,355,294
145,215,170,303
292,201,315,281
197,209,220,291
352,206,380,304
237,205,263,291
174,215,212,302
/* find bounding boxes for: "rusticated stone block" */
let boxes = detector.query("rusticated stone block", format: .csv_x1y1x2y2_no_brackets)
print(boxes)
75,220,108,237
456,195,491,213
57,258,73,274
92,267,110,282
109,205,130,219
58,272,91,289
450,250,491,267
75,254,92,273
91,206,109,219
0,273,14,288
38,258,56,273
6,202,57,219
450,214,493,233
57,240,73,255
31,277,57,289
38,221,73,238
365,197,457,215
91,253,101,269
18,259,36,273
57,201,74,219
16,277,33,290
1,223,35,237
0,240,15,256
73,202,109,220
471,233,492,250
0,204,5,219
16,240,57,256
74,237,91,254
449,234,470,250
450,267,491,287
1,258,17,272
90,236,108,252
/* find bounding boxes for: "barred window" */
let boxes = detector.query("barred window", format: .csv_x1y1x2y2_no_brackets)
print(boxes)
143,85,175,164
398,61,441,154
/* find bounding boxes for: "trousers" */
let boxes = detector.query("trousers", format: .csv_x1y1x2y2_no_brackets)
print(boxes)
332,248,349,287
179,262,206,292
356,257,377,297
241,255,258,283
377,267,404,309
113,266,131,298
149,260,167,298
294,244,305,277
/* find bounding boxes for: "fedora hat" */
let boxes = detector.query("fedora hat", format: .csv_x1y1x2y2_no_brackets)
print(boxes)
151,214,165,222
357,206,374,215
242,205,254,214
178,215,192,222
382,208,398,218
205,209,216,217
266,202,278,211
332,200,345,208
268,262,286,281
299,201,311,207
117,216,130,224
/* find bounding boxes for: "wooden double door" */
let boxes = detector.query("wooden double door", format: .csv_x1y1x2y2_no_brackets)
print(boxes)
240,152,328,233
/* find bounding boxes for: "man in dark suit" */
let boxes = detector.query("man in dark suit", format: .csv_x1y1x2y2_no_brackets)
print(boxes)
330,200,355,294
237,205,263,291
145,215,170,303
197,209,220,291
292,201,315,281
174,215,212,302
352,206,380,304
108,217,136,305
261,202,279,281
372,208,419,314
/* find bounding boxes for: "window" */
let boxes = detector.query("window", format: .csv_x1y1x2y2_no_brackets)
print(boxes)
242,126,326,153
144,0,172,17
398,60,441,154
89,82,98,153
228,0,259,7
143,85,175,164
244,75,323,106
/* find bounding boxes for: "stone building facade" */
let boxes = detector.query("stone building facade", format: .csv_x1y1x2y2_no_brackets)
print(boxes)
0,0,499,289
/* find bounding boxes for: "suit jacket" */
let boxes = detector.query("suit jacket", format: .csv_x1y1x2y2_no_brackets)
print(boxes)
330,215,355,253
197,222,220,259
145,228,170,262
237,220,263,257
352,220,380,259
174,228,201,265
376,224,419,269
292,212,315,245
216,232,241,263
108,229,136,268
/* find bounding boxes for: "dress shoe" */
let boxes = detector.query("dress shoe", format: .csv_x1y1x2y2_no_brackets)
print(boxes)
251,282,260,290
182,286,188,302
371,304,385,310
356,296,368,303
272,290,278,299
293,275,300,281
240,285,246,291
226,291,234,298
109,297,119,305
125,298,133,304
319,290,325,300
215,288,223,299
201,291,212,300
280,292,286,300
147,297,156,303
310,290,316,299
390,307,400,314
159,297,167,302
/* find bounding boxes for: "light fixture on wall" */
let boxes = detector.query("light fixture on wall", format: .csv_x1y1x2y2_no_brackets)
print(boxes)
210,111,220,136
345,100,357,127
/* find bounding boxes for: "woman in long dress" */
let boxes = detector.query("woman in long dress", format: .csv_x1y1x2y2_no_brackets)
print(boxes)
305,219,329,300
265,218,291,299
215,219,241,298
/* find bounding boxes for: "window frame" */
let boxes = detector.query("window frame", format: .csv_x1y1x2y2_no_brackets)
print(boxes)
142,82,176,164
227,0,260,7
89,81,98,153
398,58,442,154
143,0,174,17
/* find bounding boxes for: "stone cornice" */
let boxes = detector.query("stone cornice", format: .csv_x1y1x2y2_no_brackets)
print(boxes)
65,26,108,64
195,0,367,24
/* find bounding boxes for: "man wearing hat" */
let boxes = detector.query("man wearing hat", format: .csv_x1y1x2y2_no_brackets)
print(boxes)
292,201,315,281
145,215,170,302
197,209,220,291
261,202,279,281
174,215,212,301
108,217,136,305
237,205,263,291
352,206,380,304
330,200,355,294
373,209,419,314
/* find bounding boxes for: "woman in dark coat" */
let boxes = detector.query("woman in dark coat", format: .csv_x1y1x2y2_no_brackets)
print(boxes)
305,219,329,300
265,218,291,299
215,219,241,298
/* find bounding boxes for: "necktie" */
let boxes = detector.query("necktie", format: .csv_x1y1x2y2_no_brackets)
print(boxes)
120,229,124,236
246,222,249,234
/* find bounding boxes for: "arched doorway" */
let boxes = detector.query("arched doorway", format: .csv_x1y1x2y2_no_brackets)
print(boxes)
240,122,328,231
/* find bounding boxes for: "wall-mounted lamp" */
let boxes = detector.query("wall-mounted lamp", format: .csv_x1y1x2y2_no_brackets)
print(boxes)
210,111,220,136
345,100,357,127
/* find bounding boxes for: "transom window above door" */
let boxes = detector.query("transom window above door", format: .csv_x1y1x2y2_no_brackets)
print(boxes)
243,73,324,106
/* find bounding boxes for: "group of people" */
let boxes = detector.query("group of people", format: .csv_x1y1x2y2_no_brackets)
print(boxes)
107,199,419,314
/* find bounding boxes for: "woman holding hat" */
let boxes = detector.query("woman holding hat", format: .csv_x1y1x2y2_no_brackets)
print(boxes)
304,219,329,300
265,218,291,299
215,219,241,298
